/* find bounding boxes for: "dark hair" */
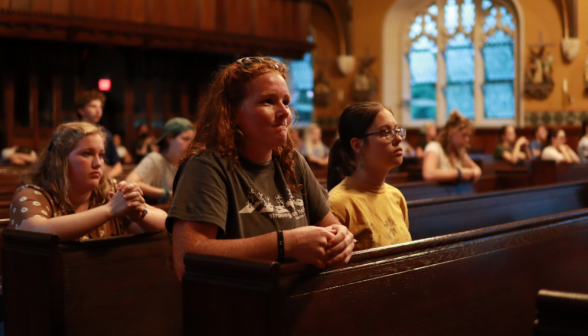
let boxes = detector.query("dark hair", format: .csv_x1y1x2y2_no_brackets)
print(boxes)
76,90,106,120
546,128,564,147
582,120,588,138
499,126,509,137
327,102,391,190
534,124,545,135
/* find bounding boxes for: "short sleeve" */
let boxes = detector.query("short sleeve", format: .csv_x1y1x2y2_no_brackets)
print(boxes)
327,188,349,227
9,187,53,229
424,141,442,155
322,143,330,157
299,143,308,157
296,151,330,225
494,144,506,160
132,153,159,185
541,147,563,163
166,157,229,234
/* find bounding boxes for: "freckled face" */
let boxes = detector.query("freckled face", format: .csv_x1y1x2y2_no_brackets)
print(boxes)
236,72,292,152
67,133,105,192
361,109,404,170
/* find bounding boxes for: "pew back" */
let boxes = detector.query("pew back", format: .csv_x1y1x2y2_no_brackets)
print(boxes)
407,180,588,240
183,209,588,336
2,230,181,336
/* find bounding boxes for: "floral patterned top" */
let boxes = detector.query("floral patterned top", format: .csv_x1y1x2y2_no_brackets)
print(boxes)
8,182,129,241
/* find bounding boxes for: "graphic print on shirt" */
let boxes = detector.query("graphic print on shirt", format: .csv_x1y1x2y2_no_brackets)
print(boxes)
239,188,305,219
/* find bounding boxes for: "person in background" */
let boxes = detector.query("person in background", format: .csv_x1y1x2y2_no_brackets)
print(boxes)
542,128,579,163
300,123,329,167
76,90,122,178
327,102,411,250
167,56,354,280
416,123,437,158
401,141,416,157
290,127,303,151
494,126,531,163
529,125,548,159
1,146,37,165
8,122,166,241
577,120,588,161
126,118,194,205
133,133,156,163
422,110,481,182
113,134,133,164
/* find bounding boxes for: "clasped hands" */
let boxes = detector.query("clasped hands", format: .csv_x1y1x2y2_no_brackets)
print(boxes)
108,181,147,221
285,224,354,269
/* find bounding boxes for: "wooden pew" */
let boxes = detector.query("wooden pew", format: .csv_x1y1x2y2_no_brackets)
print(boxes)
534,289,588,335
531,161,588,186
183,208,588,336
394,174,497,201
407,179,588,240
2,231,182,336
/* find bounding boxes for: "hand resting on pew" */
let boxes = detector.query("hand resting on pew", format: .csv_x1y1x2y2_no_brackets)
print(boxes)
8,122,167,242
172,213,354,280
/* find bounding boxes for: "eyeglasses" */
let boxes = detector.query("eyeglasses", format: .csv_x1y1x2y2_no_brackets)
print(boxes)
359,128,406,141
235,57,285,71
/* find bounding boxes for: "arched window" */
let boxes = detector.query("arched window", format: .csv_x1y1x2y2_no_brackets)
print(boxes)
384,0,521,127
272,52,314,125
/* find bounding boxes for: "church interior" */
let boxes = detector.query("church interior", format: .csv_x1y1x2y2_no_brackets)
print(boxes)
1,0,588,335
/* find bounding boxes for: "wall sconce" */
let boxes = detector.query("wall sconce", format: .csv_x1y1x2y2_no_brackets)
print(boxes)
337,55,355,77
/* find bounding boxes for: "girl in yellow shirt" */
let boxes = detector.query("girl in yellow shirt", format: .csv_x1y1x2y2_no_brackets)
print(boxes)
327,102,411,250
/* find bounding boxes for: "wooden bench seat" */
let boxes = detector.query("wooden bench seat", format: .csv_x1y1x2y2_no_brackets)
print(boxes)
2,230,181,336
531,161,588,186
183,208,588,336
394,174,497,201
407,179,588,240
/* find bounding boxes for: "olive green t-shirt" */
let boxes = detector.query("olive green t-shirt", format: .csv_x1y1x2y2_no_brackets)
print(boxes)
166,150,330,239
494,143,512,161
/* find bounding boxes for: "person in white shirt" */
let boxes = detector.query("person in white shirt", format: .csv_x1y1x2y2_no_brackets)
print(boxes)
577,120,588,161
541,128,580,163
422,110,481,182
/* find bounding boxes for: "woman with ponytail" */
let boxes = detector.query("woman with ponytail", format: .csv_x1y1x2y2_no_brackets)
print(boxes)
422,110,481,182
327,102,412,250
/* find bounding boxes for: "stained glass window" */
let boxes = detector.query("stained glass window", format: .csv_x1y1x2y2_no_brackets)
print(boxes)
271,53,314,124
408,5,439,120
406,0,517,122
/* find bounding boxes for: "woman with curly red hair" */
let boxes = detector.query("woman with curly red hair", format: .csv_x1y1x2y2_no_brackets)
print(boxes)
167,57,354,279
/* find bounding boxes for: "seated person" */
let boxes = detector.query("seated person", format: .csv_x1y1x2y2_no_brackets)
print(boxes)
327,102,411,250
8,122,166,241
113,134,133,164
1,146,37,165
300,123,329,167
577,120,588,161
167,57,354,280
422,110,482,182
416,123,437,158
401,141,416,158
542,128,580,163
126,118,194,205
494,126,531,163
529,125,548,159
133,133,156,163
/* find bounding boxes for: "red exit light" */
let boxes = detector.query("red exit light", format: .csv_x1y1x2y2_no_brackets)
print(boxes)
98,79,111,91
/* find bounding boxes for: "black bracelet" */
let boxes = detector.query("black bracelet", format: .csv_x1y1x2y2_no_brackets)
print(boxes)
277,230,285,262
456,167,462,183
